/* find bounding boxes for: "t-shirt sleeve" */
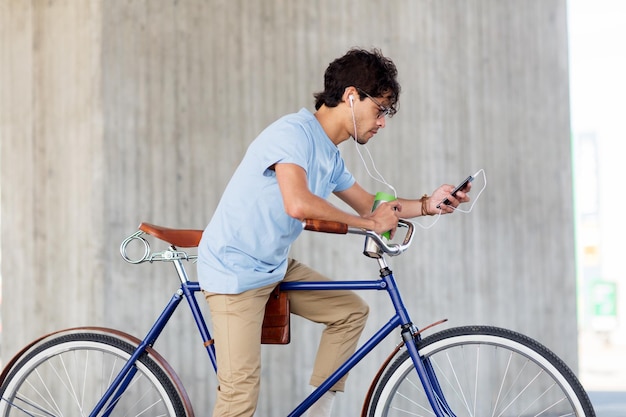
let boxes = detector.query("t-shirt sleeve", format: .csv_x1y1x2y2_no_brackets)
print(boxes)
254,123,311,175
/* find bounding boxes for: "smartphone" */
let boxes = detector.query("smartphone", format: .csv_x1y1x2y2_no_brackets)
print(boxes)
437,174,475,208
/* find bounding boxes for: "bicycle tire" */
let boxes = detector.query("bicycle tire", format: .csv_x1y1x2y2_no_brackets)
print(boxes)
0,328,193,417
367,325,595,417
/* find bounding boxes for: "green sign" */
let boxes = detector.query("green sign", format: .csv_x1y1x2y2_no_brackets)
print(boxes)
591,281,617,317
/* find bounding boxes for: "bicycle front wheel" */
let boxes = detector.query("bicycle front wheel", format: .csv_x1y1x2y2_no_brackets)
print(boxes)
368,325,594,417
0,328,192,417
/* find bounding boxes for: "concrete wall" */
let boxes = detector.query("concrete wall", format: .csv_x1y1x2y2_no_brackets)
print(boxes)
1,1,574,415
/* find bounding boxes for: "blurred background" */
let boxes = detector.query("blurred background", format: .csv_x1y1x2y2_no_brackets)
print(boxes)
569,0,626,410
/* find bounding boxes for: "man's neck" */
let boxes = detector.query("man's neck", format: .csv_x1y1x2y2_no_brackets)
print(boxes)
314,105,351,146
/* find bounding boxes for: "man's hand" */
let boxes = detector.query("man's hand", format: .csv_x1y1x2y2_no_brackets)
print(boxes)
426,183,471,214
364,200,402,238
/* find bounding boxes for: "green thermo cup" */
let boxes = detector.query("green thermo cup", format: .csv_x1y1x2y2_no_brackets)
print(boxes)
371,191,396,239
363,191,396,258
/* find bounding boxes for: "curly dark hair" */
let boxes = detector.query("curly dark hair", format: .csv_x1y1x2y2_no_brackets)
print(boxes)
314,48,400,113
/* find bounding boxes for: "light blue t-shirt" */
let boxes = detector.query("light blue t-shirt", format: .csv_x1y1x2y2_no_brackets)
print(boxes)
197,108,355,293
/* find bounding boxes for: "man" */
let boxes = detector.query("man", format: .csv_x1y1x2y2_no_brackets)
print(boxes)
197,47,469,417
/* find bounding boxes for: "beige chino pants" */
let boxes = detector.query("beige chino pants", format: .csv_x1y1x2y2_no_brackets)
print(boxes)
204,258,370,417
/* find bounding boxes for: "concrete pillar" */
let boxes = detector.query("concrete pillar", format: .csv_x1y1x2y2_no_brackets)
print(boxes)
1,1,574,415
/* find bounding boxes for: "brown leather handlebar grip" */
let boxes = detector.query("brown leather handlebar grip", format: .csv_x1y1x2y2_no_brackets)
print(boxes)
303,219,349,234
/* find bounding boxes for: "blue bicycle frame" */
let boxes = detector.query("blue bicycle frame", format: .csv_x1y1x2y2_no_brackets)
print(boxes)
278,266,456,417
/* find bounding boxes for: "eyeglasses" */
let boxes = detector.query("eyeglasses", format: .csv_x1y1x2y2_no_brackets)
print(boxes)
357,89,396,119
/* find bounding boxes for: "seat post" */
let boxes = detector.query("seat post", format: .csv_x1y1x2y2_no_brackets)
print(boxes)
170,245,192,284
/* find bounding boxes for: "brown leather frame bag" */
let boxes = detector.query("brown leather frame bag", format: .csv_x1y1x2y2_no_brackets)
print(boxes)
261,286,290,344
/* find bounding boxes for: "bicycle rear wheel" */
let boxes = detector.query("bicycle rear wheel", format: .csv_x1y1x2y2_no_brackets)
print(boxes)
0,328,192,417
367,325,594,417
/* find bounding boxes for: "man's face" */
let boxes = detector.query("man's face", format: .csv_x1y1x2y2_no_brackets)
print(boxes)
353,92,393,145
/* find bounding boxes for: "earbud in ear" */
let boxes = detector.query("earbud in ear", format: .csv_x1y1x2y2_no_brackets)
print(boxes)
349,94,354,107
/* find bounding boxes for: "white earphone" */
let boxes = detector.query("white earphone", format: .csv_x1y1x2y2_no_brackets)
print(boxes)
349,94,354,107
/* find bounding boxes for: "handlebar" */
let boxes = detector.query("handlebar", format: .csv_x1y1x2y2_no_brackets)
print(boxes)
303,219,415,257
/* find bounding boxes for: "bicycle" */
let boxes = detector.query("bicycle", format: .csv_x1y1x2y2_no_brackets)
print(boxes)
0,219,595,416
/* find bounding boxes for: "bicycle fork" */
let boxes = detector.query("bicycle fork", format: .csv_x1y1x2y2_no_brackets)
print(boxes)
402,331,456,417
381,266,457,417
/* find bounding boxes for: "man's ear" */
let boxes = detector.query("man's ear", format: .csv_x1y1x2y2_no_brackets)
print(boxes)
343,86,359,106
